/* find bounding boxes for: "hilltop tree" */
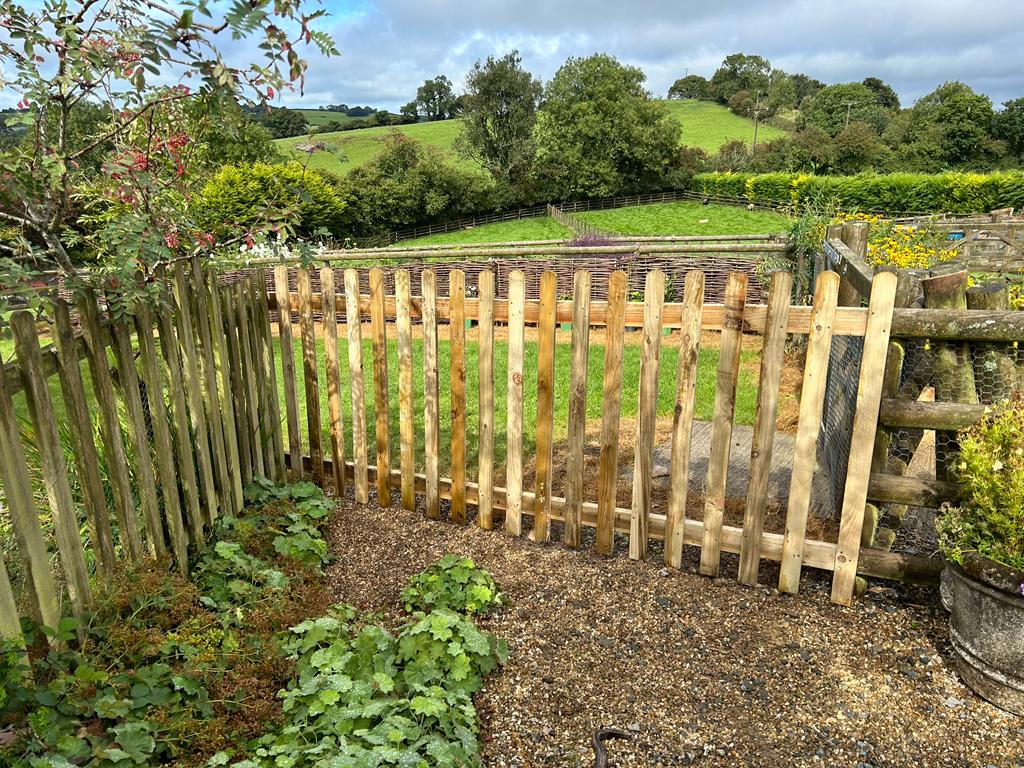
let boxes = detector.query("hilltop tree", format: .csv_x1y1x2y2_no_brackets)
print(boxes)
790,73,826,103
710,53,771,103
994,97,1024,157
260,107,309,138
863,77,901,110
668,75,712,100
534,54,682,198
416,76,456,121
457,51,542,191
399,101,420,124
907,81,996,167
800,82,892,136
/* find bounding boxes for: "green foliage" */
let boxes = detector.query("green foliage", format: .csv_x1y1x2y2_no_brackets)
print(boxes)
710,53,771,103
939,402,1024,573
258,107,310,139
535,54,684,198
798,82,893,137
401,555,502,615
668,75,712,100
197,162,352,240
994,98,1024,157
1,481,335,768
692,170,1024,213
416,76,457,122
904,82,997,169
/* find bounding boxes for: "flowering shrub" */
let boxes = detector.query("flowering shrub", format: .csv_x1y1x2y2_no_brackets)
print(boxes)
864,219,950,269
938,401,1024,574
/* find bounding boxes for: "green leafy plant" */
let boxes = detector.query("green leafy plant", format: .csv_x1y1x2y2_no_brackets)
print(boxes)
938,400,1024,574
400,555,503,615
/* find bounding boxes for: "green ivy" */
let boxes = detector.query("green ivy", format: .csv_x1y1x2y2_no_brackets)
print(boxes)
400,555,503,615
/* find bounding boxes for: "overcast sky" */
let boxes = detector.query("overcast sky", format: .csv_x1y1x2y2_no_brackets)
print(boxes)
280,0,1024,110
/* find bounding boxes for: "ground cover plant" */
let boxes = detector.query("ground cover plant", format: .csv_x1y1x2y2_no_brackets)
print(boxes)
0,483,507,768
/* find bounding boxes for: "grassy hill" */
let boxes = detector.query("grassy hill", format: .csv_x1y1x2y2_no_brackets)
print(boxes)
293,109,368,127
276,100,787,176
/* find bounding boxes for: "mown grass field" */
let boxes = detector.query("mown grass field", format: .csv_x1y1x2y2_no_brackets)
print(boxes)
279,332,760,475
393,217,571,247
576,201,791,236
277,100,787,175
293,109,368,127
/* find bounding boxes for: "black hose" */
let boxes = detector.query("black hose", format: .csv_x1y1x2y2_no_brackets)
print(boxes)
592,726,632,768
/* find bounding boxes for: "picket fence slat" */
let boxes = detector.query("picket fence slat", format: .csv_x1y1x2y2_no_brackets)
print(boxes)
344,269,370,504
596,270,628,556
0,556,21,644
831,271,899,605
223,288,254,485
236,281,265,479
296,269,324,485
110,318,165,558
396,269,415,510
256,270,287,482
505,270,526,536
422,270,440,518
158,291,206,545
273,266,303,480
476,270,495,529
11,311,91,618
207,275,244,511
738,271,792,585
134,303,189,571
78,289,143,559
664,271,705,569
563,270,591,548
449,269,467,523
533,271,557,542
321,268,347,494
779,271,840,594
700,272,748,577
173,269,219,526
249,276,276,482
630,270,665,561
369,267,391,507
51,300,115,579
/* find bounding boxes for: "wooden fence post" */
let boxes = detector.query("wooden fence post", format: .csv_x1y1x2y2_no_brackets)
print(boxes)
222,289,253,485
831,271,898,606
700,272,747,577
563,270,591,548
255,269,287,482
297,268,324,486
273,266,303,480
369,267,390,506
505,270,526,536
533,271,557,542
422,269,440,518
206,274,244,511
449,269,467,523
477,270,495,528
344,269,369,503
235,281,264,479
321,268,347,495
664,271,705,569
596,270,628,555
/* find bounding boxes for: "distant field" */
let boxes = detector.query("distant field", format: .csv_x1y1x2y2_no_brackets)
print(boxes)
276,100,786,175
396,218,571,247
576,201,791,236
293,109,367,127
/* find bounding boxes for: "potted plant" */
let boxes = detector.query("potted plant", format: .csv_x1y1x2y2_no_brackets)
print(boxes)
937,400,1024,715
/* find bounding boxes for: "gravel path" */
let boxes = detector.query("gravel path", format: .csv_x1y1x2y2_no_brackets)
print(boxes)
325,500,1023,768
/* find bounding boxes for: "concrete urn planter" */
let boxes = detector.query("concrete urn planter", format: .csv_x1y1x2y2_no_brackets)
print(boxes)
941,557,1024,716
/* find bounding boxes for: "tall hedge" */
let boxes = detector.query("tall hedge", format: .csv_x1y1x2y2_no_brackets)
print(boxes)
691,171,1024,214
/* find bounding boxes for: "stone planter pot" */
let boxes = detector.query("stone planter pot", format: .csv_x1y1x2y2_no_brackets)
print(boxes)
943,559,1024,715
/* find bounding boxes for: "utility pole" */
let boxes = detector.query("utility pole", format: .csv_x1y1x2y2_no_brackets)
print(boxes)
845,101,855,128
752,93,764,150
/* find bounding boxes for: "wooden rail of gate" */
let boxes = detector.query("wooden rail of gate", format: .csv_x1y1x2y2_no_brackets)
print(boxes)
269,264,935,606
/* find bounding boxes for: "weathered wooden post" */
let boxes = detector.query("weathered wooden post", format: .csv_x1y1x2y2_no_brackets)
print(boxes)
966,283,1017,404
838,221,870,306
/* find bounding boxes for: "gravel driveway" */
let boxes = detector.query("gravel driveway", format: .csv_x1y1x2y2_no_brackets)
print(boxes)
325,500,1023,768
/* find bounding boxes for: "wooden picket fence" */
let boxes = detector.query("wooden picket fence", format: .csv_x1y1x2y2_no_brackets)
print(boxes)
0,259,939,649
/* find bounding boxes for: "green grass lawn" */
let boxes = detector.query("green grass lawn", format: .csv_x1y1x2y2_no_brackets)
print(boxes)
663,99,785,151
279,332,759,477
276,100,786,175
576,201,791,236
394,218,572,247
293,109,368,127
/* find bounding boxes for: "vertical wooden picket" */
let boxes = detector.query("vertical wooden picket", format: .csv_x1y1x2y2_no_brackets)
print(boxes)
396,269,415,511
296,269,324,485
206,274,244,511
664,271,705,569
700,272,747,577
78,289,143,560
248,276,276,481
779,271,840,594
135,303,189,571
629,270,665,561
11,311,91,618
273,266,303,479
563,271,591,548
236,282,265,477
505,270,526,536
738,271,792,585
0,557,22,645
321,267,346,494
369,267,391,506
533,271,557,542
110,319,165,557
344,269,370,504
596,270,628,556
172,269,219,526
422,269,441,518
477,270,495,529
255,269,287,481
449,269,467,523
223,289,254,485
50,300,115,579
0,347,60,629
158,295,206,545
831,271,898,605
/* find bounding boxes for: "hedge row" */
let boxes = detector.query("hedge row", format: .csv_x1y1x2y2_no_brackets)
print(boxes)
690,171,1024,214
